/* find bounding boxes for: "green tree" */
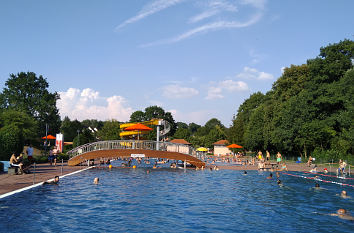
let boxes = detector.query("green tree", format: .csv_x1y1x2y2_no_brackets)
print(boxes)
127,106,177,139
0,110,37,160
228,92,265,146
73,128,95,147
244,105,265,151
188,123,201,134
81,119,104,131
176,122,188,129
205,118,224,129
60,117,83,142
97,120,121,140
0,72,61,136
0,125,23,160
129,110,146,122
173,128,190,139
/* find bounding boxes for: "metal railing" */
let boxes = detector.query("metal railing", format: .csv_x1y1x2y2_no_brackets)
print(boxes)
67,140,196,159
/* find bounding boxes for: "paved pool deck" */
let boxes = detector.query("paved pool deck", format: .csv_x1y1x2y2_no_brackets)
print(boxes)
0,163,87,196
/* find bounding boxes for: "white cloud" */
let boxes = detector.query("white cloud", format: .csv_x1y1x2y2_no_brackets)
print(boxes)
168,109,212,125
116,0,185,30
57,88,133,121
240,0,266,9
141,14,262,47
281,66,286,74
189,0,238,23
236,66,274,80
162,84,199,99
249,49,266,64
206,80,249,100
118,0,267,47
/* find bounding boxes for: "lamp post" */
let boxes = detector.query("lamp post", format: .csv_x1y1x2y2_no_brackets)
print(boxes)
77,129,80,146
45,123,49,156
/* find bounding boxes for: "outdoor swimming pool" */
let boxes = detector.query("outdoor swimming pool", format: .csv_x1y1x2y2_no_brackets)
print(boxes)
0,166,353,232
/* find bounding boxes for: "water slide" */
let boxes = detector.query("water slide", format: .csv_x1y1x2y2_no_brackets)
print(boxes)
119,119,170,138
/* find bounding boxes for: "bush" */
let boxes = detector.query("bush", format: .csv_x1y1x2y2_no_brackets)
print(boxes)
33,155,48,164
0,125,24,160
63,144,73,153
312,148,353,164
57,153,69,161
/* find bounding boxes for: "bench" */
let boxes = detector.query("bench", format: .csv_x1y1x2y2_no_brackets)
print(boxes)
8,166,18,175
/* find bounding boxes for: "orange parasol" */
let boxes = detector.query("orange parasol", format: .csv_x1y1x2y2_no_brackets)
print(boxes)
227,144,243,149
124,123,152,131
124,123,152,140
42,135,56,140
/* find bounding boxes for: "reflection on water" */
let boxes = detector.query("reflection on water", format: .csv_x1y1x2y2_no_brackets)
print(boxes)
0,167,353,232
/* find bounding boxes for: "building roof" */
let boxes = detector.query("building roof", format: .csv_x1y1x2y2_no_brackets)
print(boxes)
213,140,229,145
170,139,191,145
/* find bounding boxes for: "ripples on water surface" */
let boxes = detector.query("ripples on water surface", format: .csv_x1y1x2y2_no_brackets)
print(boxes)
0,166,353,232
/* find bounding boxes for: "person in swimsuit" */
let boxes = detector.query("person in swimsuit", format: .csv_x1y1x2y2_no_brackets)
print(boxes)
43,176,59,185
266,150,270,161
93,177,99,184
307,156,313,167
10,153,24,173
330,209,354,221
48,149,54,166
267,173,273,179
340,190,351,199
276,152,282,165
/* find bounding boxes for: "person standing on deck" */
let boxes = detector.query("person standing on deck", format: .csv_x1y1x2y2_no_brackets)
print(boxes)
276,152,282,166
266,151,270,162
257,151,263,161
52,146,58,166
26,145,34,164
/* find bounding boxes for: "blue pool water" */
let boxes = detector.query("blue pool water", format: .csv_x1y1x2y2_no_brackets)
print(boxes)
0,167,353,232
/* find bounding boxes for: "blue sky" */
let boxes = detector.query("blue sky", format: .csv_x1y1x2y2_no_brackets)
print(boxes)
0,0,353,126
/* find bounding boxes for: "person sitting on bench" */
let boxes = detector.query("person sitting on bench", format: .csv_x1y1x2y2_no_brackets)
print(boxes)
10,153,24,173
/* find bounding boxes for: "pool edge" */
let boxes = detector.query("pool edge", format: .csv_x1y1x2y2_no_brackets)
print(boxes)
0,166,94,199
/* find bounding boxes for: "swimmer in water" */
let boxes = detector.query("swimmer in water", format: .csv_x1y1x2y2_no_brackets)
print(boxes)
277,180,283,187
340,190,351,199
267,173,273,179
244,171,247,175
330,209,354,221
276,172,280,179
43,176,59,185
93,177,99,184
314,183,320,189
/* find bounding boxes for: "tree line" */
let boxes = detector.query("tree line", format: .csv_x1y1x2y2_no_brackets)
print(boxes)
0,39,352,162
228,39,353,162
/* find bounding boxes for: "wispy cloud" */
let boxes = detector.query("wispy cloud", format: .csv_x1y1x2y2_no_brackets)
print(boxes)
240,0,266,10
116,0,185,30
162,84,199,99
118,0,267,46
206,80,249,100
141,14,262,47
236,66,274,80
172,14,262,42
189,0,238,23
249,49,266,64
